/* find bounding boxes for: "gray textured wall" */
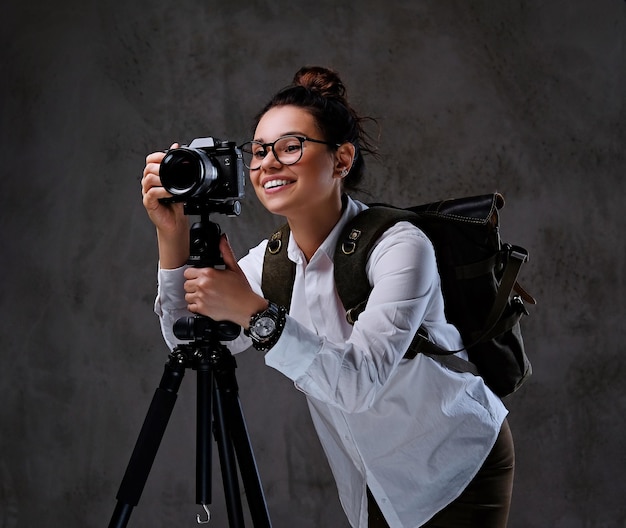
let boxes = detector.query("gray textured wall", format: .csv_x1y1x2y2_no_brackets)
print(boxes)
1,1,625,527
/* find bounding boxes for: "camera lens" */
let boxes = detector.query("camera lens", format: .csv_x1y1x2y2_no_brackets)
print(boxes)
160,148,218,198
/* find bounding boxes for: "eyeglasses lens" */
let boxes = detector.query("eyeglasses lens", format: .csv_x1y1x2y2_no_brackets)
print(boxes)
241,136,304,169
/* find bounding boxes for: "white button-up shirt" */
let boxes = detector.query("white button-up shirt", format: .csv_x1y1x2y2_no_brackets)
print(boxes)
155,197,507,528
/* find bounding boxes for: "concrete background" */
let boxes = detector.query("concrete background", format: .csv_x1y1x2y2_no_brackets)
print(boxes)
1,1,625,527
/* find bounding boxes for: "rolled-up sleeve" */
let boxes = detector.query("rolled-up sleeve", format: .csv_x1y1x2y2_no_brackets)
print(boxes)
154,266,190,351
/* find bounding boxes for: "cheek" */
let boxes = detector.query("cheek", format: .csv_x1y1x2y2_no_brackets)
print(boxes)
314,160,338,187
305,154,335,180
248,171,267,201
248,169,259,187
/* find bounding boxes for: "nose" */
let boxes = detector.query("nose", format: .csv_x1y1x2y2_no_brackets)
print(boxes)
260,146,282,169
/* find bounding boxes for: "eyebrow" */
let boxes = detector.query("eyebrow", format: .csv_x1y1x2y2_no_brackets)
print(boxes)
253,131,307,143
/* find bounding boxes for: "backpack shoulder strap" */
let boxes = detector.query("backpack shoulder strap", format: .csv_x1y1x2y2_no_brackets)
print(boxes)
334,206,419,322
260,206,417,313
261,223,295,309
261,206,480,376
335,206,480,376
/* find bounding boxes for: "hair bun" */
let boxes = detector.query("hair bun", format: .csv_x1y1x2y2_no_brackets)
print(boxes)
292,66,346,101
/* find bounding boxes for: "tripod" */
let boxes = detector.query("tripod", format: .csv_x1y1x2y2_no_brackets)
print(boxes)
109,208,272,528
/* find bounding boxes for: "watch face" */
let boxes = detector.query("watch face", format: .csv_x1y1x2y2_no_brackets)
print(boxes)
255,316,277,338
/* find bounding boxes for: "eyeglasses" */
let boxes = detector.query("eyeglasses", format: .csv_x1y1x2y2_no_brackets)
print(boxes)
239,135,339,170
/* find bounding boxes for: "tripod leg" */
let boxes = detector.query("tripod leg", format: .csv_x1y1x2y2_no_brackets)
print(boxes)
196,356,213,508
213,379,246,528
109,358,186,528
212,352,272,528
227,395,273,528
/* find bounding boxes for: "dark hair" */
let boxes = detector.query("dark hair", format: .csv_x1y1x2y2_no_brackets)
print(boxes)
253,66,377,192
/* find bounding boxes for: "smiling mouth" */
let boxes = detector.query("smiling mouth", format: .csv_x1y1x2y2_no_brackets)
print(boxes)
263,179,294,190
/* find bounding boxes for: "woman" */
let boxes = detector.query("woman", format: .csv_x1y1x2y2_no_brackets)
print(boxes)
141,66,514,528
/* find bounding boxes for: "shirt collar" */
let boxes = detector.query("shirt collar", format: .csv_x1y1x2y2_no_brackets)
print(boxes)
286,196,368,264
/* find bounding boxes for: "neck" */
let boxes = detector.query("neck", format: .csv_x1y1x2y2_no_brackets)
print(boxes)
287,195,345,261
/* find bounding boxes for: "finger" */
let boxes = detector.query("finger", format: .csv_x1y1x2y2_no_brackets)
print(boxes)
184,267,200,280
144,142,179,170
145,151,167,166
141,171,162,192
144,160,163,176
141,180,170,205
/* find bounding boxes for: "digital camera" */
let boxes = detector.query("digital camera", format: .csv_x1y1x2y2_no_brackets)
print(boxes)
159,137,244,213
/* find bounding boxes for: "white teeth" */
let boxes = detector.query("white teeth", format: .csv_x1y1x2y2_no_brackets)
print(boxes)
264,179,291,189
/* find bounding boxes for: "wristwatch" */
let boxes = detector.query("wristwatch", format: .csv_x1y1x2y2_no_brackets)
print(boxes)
245,301,287,352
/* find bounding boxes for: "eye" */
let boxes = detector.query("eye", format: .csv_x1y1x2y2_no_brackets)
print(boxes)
251,144,267,159
277,137,302,153
284,143,301,153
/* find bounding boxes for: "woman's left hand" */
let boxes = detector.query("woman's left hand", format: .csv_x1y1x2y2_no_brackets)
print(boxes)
183,234,268,329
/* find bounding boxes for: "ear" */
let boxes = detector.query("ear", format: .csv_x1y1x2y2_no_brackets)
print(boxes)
334,142,357,179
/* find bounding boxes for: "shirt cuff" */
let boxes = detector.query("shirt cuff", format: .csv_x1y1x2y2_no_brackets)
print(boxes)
154,265,188,316
264,316,321,382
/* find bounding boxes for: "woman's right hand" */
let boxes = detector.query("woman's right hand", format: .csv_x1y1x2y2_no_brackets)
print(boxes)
142,144,183,231
141,144,190,268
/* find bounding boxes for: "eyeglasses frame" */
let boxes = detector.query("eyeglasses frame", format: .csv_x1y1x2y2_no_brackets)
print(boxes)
239,135,341,170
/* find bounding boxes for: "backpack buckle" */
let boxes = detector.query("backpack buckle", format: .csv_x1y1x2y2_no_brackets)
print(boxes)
345,300,367,325
268,232,283,255
341,228,362,255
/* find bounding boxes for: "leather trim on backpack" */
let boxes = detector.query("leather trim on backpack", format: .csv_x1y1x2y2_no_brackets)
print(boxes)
261,224,295,309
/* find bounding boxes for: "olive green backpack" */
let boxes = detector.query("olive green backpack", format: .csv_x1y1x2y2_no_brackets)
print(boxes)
261,193,535,397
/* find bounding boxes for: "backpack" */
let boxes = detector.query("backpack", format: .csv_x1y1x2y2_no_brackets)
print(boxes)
261,193,535,397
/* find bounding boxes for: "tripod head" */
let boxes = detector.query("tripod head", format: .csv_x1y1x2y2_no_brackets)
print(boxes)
174,201,242,343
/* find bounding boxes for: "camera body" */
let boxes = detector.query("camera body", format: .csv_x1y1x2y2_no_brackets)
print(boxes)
159,137,245,214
